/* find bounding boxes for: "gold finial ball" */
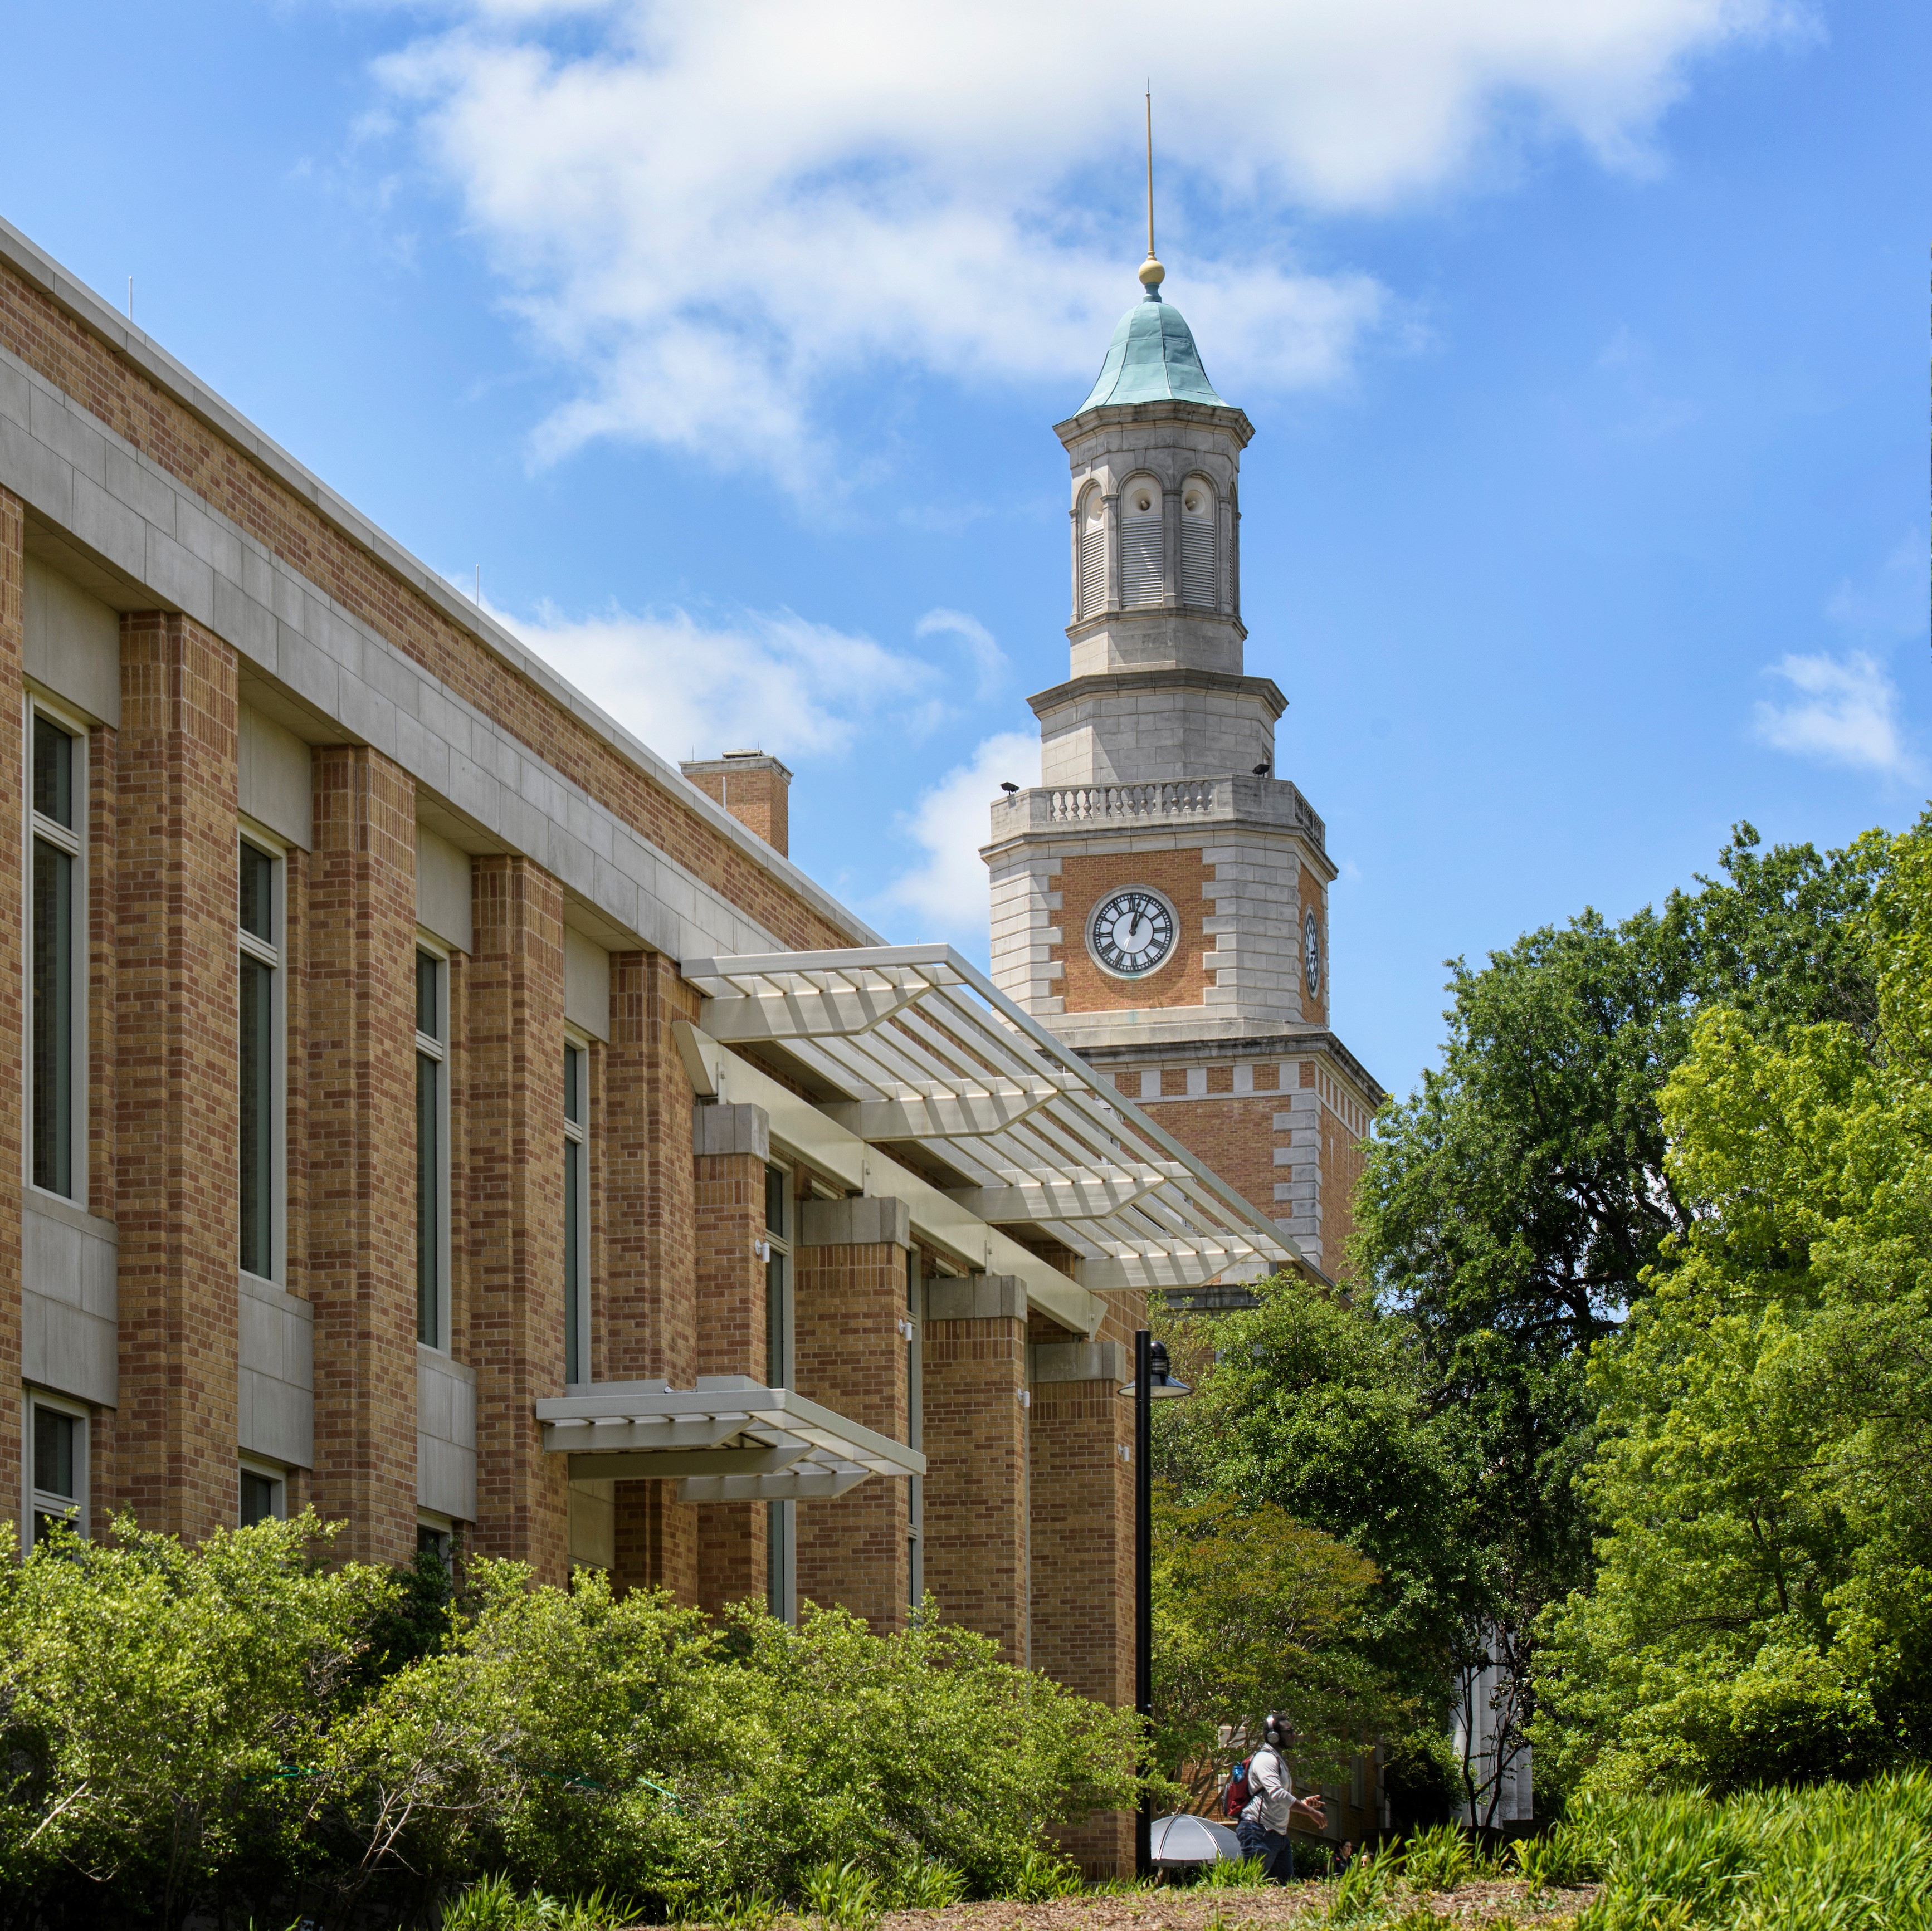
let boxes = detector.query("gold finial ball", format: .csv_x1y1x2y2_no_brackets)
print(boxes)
1139,255,1165,289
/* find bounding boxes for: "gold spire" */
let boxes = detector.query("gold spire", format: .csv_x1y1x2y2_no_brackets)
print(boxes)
1139,85,1165,291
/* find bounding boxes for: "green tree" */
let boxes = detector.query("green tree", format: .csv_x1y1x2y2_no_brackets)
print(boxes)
1534,820,1932,1797
1347,823,1889,1782
1150,1488,1387,1804
1154,1280,1482,1707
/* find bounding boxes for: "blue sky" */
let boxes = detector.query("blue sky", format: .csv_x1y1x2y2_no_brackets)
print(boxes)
3,1,1926,1099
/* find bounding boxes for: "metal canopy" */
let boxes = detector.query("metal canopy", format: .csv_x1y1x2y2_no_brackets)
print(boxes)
537,1376,926,1503
681,943,1299,1293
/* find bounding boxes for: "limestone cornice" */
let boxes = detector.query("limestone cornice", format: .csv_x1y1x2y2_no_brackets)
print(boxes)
1030,664,1282,720
1053,399,1256,448
1072,1028,1387,1108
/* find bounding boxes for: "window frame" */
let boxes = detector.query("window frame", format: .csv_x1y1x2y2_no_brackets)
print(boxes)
25,1389,89,1551
563,1033,592,1389
238,1456,287,1527
237,826,287,1286
25,695,87,1205
414,940,452,1353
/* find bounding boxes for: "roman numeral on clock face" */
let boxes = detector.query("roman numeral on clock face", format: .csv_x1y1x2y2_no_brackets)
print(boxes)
1091,888,1175,976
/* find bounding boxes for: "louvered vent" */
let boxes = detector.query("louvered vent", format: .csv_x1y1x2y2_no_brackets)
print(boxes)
1180,521,1213,606
1122,517,1163,607
1079,529,1106,615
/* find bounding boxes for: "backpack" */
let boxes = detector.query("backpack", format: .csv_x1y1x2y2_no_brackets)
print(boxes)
1224,1758,1251,1818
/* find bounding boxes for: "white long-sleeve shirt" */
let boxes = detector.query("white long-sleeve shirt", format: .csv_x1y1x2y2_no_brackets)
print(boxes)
1241,1743,1295,1834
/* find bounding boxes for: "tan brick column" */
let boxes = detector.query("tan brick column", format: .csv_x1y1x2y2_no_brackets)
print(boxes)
115,612,240,1541
607,954,707,1604
0,492,25,1517
922,1274,1028,1662
691,1101,769,1615
1030,1322,1136,1878
468,855,569,1581
795,1195,911,1631
305,746,418,1566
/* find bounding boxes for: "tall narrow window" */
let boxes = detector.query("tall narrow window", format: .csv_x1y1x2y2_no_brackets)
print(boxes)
238,840,281,1280
1180,481,1215,607
28,711,81,1199
563,1040,589,1385
416,950,447,1347
1077,487,1106,617
1121,481,1163,607
28,1395,87,1549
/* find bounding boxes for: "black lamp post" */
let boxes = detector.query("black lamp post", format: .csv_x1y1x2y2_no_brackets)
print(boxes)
1130,1329,1191,1878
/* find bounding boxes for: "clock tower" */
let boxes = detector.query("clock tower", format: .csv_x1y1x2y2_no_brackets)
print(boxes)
983,253,1382,1282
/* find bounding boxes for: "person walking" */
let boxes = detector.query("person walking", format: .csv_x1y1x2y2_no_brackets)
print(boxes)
1236,1713,1326,1883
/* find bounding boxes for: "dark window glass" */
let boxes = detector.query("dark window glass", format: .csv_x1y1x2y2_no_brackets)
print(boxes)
417,1052,440,1345
564,1043,583,1127
33,1407,76,1498
239,843,275,943
240,1469,279,1527
31,716,73,829
417,1523,452,1563
765,1249,789,1386
31,838,73,1196
416,951,439,1039
239,954,275,1275
764,1162,787,1238
564,1137,583,1383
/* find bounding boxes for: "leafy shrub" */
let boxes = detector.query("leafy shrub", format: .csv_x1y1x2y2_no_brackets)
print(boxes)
800,1858,881,1931
1509,1822,1600,1891
1004,1843,1086,1900
0,1522,1145,1924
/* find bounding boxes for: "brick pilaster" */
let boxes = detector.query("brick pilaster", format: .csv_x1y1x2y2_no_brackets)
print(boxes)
0,493,24,1522
795,1196,911,1632
306,746,418,1566
922,1275,1028,1662
468,855,569,1581
692,1101,768,1616
114,611,240,1541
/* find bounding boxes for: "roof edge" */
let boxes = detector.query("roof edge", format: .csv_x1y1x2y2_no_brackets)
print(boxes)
0,214,876,954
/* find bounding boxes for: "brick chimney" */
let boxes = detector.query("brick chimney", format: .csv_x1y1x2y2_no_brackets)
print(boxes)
680,749,792,856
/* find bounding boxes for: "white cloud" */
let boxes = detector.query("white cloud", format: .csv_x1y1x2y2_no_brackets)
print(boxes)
487,594,940,764
876,730,1041,951
1752,651,1919,780
915,607,1006,698
370,0,1801,479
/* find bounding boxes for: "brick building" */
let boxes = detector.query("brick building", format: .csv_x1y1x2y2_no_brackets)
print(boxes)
0,216,1306,1874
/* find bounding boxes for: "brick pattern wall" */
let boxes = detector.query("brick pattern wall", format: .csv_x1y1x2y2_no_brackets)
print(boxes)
681,761,789,857
692,1141,767,1617
306,746,419,1567
921,1310,1028,1661
795,1238,910,1631
114,612,241,1541
467,855,569,1581
1030,1288,1143,1878
0,492,23,1516
1052,849,1214,1014
616,1480,698,1607
1298,864,1329,1026
0,260,846,956
1143,1091,1283,1226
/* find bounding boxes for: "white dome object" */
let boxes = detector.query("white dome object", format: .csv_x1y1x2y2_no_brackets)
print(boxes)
1148,1813,1243,1865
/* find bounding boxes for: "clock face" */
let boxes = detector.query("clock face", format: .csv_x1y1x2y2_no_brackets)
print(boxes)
1304,907,1323,997
1089,887,1177,978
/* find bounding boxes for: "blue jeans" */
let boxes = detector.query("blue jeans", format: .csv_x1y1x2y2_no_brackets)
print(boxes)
1236,1813,1295,1883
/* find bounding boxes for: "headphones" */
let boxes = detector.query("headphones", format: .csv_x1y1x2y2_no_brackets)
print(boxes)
1263,1713,1291,1748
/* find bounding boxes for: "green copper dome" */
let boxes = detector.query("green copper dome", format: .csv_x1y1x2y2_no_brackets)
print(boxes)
1076,286,1227,413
